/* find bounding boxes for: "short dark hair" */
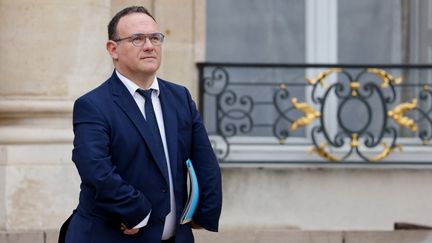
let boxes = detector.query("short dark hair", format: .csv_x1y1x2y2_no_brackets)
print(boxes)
108,6,156,40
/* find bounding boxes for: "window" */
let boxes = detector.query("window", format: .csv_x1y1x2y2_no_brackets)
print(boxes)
203,0,432,163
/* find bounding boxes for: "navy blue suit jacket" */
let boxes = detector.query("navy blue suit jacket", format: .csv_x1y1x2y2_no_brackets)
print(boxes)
65,71,222,243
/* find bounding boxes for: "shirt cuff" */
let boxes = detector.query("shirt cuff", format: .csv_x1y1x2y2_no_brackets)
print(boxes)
133,210,151,229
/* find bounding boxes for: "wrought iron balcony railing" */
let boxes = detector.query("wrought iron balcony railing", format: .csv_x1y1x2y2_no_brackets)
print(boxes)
197,63,432,163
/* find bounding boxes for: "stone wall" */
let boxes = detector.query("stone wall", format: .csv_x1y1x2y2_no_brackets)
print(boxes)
1,0,432,238
219,164,432,230
0,0,205,231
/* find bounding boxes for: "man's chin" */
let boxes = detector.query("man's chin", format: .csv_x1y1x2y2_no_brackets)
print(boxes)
139,67,159,75
138,62,160,71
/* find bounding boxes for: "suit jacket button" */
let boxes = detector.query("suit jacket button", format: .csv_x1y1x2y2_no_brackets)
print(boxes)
162,188,168,193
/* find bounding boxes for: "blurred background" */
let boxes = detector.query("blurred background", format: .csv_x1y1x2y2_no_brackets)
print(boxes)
1,0,432,242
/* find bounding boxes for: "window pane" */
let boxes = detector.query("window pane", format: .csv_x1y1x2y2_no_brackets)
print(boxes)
206,0,305,63
338,0,402,64
205,0,306,138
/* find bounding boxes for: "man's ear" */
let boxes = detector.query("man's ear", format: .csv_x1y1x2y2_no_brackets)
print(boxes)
106,40,119,60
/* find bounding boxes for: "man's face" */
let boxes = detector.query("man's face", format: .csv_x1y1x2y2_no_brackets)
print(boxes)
111,13,162,79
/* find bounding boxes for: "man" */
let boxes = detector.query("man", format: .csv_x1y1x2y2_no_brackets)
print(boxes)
62,6,222,243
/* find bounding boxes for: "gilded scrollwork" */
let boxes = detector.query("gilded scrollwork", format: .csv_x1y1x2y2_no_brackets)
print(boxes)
367,68,402,88
369,143,402,162
303,68,418,162
200,64,432,162
388,99,418,132
290,98,321,131
309,143,341,161
350,82,360,96
305,68,342,86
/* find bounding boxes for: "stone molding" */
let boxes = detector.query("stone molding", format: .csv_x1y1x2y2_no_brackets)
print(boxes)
0,126,73,144
1,230,432,243
0,99,73,118
0,99,73,144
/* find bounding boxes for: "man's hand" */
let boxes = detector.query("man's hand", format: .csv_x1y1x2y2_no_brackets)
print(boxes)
120,223,140,235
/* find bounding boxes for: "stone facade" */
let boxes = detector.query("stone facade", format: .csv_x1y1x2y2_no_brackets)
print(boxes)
0,0,205,231
1,0,432,240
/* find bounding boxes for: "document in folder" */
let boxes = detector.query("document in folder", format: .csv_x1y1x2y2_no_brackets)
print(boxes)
180,159,199,224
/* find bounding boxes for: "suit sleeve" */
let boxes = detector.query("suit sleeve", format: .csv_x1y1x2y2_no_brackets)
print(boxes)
72,97,151,228
184,89,223,232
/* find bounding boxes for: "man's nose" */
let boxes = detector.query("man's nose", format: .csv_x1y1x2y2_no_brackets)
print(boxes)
142,37,155,50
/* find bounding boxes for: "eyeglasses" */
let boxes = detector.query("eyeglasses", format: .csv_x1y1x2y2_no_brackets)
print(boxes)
113,33,165,47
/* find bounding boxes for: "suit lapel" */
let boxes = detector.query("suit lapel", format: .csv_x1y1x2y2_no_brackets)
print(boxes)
158,79,178,183
110,72,169,184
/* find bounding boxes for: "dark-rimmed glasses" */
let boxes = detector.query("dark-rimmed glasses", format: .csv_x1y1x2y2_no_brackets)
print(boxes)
112,33,165,47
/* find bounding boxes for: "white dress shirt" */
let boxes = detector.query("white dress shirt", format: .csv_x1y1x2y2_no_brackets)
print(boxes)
116,70,176,240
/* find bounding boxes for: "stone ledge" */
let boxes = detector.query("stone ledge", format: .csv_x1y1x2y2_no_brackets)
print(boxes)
194,229,432,243
1,230,432,243
45,231,59,243
0,126,73,144
0,100,73,117
0,231,44,243
344,231,432,243
0,231,58,243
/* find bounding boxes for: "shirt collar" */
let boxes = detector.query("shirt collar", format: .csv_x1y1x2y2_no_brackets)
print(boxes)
116,70,160,97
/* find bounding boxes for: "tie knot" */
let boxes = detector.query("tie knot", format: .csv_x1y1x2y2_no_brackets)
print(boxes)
137,89,153,100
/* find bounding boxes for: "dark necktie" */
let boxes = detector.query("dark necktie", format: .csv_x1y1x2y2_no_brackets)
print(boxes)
137,89,175,237
137,89,167,163
138,89,162,135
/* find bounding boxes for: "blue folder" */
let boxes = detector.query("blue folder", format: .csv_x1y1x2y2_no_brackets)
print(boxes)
180,159,199,224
